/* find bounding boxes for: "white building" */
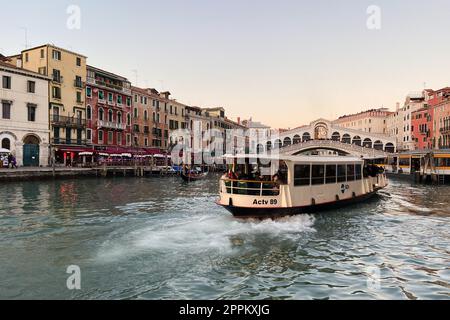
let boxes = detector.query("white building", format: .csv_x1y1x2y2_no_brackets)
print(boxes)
386,91,430,151
0,60,50,166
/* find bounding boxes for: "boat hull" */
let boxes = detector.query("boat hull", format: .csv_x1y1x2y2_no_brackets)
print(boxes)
218,189,382,219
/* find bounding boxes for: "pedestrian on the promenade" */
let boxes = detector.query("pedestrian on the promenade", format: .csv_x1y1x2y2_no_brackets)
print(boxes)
11,155,18,169
7,154,13,168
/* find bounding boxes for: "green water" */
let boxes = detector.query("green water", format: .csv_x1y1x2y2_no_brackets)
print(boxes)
0,176,449,299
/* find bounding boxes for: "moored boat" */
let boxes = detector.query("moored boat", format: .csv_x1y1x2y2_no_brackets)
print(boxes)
181,171,209,182
217,154,388,218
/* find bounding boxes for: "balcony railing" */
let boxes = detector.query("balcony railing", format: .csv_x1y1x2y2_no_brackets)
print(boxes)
440,127,450,134
74,80,84,88
86,77,131,95
98,120,126,130
52,76,63,84
51,115,86,128
52,138,86,146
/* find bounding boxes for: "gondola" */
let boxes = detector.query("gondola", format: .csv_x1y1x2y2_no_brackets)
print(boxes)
181,171,209,182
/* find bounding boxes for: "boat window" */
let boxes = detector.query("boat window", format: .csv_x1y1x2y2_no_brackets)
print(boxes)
435,157,450,167
311,165,325,185
337,164,346,182
347,164,355,181
294,165,310,186
325,164,337,184
399,157,410,166
355,164,362,180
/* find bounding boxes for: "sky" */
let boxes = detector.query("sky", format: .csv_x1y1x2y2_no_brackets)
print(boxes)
1,0,450,128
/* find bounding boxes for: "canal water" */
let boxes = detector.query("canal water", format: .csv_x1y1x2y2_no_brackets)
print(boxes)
0,175,448,300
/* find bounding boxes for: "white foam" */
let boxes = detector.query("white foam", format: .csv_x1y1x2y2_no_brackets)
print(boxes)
97,213,316,262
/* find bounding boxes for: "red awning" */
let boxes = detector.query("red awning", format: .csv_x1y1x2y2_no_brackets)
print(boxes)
58,147,91,153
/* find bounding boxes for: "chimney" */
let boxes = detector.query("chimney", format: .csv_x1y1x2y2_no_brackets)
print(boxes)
16,58,22,69
237,117,241,125
396,102,400,111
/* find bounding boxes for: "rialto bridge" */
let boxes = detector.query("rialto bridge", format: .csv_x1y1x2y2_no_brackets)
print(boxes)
257,119,397,157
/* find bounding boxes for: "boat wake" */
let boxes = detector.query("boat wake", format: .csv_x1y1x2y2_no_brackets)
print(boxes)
96,211,316,263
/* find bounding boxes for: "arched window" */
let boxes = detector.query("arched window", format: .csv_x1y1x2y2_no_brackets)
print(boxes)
302,132,311,142
363,138,372,148
86,105,92,120
266,141,272,151
127,114,131,126
275,139,282,149
23,135,39,145
99,108,104,121
1,138,11,150
342,134,351,144
385,143,395,153
352,136,362,146
331,132,341,141
108,109,113,122
283,137,292,147
144,110,148,120
117,112,122,124
293,135,301,144
374,141,384,151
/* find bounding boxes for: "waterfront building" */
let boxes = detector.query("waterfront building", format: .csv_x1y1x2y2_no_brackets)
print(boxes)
131,86,154,150
386,91,430,151
16,44,87,165
411,106,434,150
0,60,50,166
333,108,392,134
131,87,187,153
86,65,132,154
165,92,188,150
432,89,450,149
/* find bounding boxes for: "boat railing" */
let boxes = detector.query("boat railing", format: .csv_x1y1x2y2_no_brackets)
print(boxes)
221,179,281,196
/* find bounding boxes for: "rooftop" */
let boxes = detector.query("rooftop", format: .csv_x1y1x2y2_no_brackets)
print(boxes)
21,43,87,58
0,60,50,80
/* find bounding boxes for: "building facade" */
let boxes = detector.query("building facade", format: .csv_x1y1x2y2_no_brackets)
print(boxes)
131,88,187,153
86,66,132,153
18,44,87,165
0,60,50,166
131,87,154,150
432,90,450,149
386,92,430,151
411,106,433,150
434,101,450,149
333,108,392,134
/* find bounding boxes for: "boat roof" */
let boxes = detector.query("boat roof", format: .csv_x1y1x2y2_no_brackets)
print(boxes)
223,154,364,163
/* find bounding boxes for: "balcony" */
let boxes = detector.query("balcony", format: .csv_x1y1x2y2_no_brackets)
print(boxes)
86,77,131,95
52,76,64,84
107,100,116,107
440,127,450,134
74,80,84,88
51,138,86,146
51,115,86,128
98,120,126,130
